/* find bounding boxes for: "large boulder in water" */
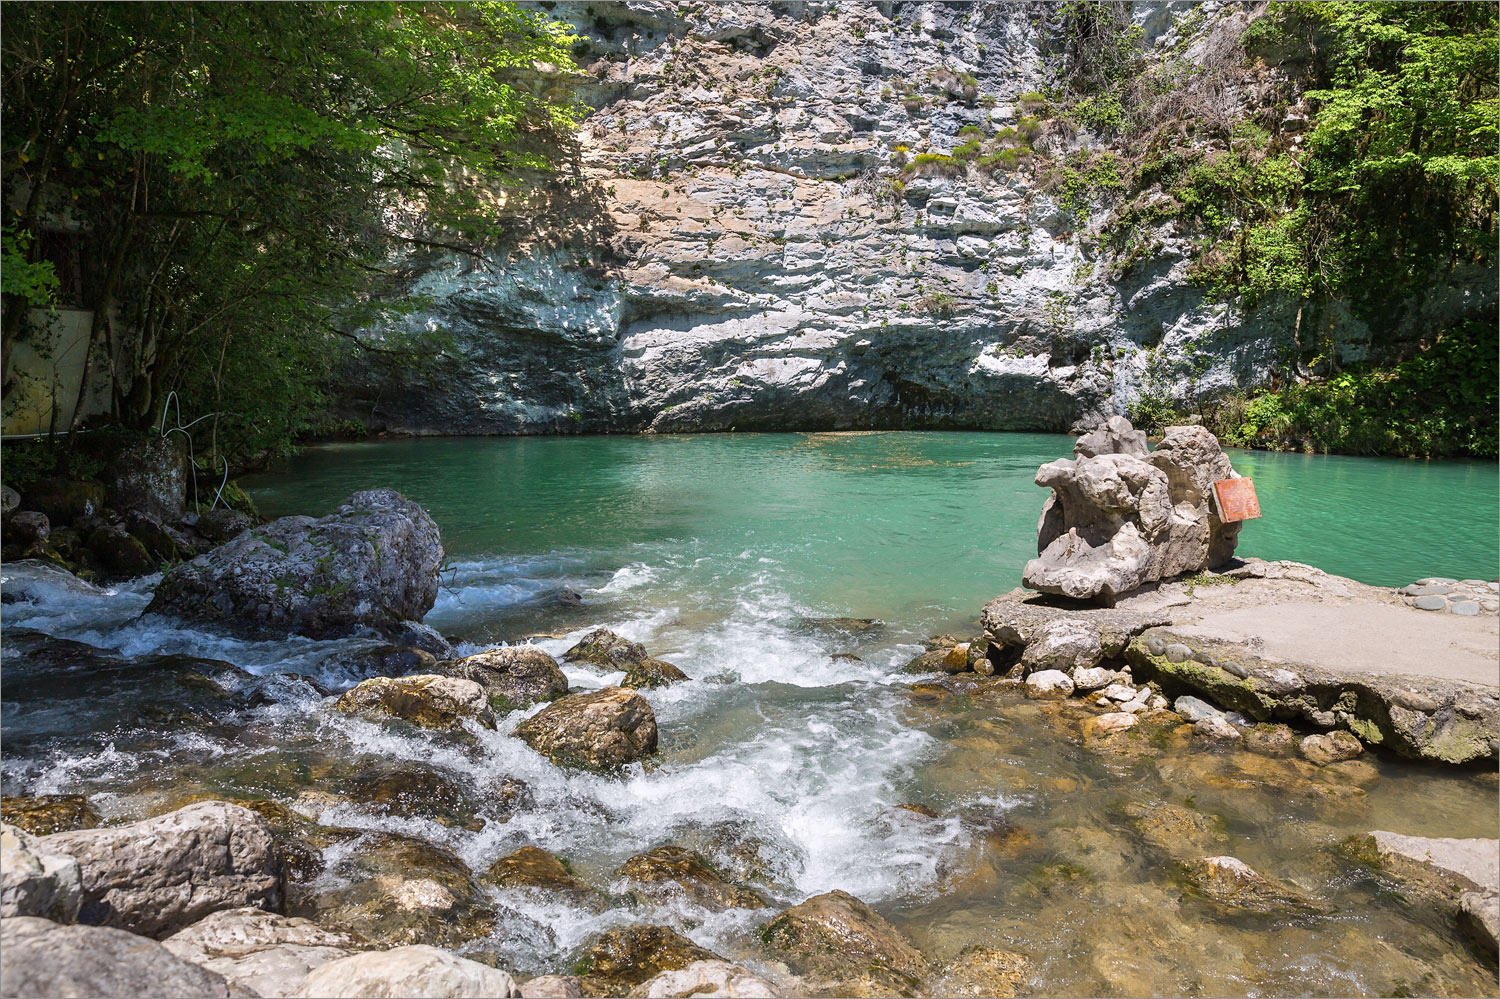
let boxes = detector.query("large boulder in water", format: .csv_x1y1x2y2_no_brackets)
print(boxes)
1023,419,1242,602
41,800,284,937
759,889,929,996
436,645,569,711
146,488,442,638
513,686,658,772
335,674,495,731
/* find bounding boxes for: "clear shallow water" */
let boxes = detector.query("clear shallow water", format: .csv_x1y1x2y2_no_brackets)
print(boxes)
3,432,1497,997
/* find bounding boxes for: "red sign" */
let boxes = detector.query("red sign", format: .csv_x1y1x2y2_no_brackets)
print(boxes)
1213,477,1261,523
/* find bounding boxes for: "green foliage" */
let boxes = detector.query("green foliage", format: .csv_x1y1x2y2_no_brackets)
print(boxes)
1050,151,1126,221
2,2,580,461
0,227,58,306
1055,1,1145,135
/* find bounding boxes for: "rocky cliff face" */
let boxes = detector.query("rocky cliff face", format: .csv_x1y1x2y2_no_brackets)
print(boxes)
340,1,1490,436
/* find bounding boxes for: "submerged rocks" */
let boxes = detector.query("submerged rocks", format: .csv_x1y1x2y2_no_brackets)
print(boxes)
617,845,766,910
1180,856,1329,915
1024,420,1242,602
335,674,495,731
42,801,284,937
486,846,591,896
161,907,361,998
147,488,443,638
759,889,928,996
1,823,82,922
436,645,569,711
291,945,521,999
1,916,235,999
1298,730,1364,765
931,947,1033,999
513,686,658,772
0,793,101,836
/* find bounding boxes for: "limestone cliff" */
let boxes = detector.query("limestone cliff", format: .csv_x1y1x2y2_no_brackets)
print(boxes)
339,1,1491,436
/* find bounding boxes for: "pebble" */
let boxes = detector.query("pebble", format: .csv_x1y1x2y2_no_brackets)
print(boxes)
1164,643,1192,663
1413,595,1447,611
1144,636,1166,656
1193,716,1243,743
1220,659,1249,678
1451,601,1481,616
1408,584,1455,596
1101,683,1137,703
1174,695,1224,723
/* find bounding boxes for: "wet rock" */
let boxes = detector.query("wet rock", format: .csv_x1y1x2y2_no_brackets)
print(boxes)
931,947,1032,999
1024,423,1241,602
513,686,658,772
291,945,521,998
3,510,49,548
195,507,255,544
577,925,721,997
623,657,690,689
798,617,884,637
1365,831,1500,894
343,762,480,829
1082,711,1137,740
161,907,362,998
148,489,443,639
1072,666,1123,692
627,960,784,998
982,590,1169,659
1298,730,1363,766
127,513,191,563
1,794,101,836
101,435,189,522
1,916,235,998
437,645,570,711
303,831,495,949
1459,890,1499,959
522,975,585,998
23,477,105,525
42,801,283,937
1024,669,1073,700
565,628,650,668
1180,856,1330,915
759,889,928,996
1173,695,1222,723
486,846,591,895
1243,723,1297,757
2,823,82,922
1,483,19,515
393,620,457,658
86,523,157,577
335,674,495,731
1192,716,1242,744
1020,618,1103,675
617,845,767,910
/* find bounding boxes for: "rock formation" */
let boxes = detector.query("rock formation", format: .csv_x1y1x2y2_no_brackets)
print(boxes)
513,686,659,771
147,488,443,638
1023,417,1242,602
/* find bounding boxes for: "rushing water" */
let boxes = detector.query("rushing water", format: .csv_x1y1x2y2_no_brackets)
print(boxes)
3,432,1497,997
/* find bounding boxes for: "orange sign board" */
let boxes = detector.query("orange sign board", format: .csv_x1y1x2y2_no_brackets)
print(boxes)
1212,477,1261,523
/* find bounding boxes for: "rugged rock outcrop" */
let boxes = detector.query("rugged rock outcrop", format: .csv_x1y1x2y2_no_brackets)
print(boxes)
513,686,659,771
146,488,442,638
759,889,929,996
335,674,497,731
1,823,82,922
290,945,522,999
1024,419,1242,602
41,800,284,938
0,916,236,999
161,907,363,998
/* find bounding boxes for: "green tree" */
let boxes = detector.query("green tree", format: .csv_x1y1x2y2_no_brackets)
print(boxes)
2,2,579,461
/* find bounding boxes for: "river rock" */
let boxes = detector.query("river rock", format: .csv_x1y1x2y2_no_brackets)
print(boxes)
0,794,101,836
1366,831,1500,893
335,674,495,730
86,522,157,577
521,976,585,998
1298,730,1363,765
291,945,521,998
627,960,784,998
1072,666,1123,692
195,507,255,544
1019,618,1103,675
759,889,928,996
486,846,591,895
931,947,1032,999
981,589,1170,658
3,509,49,549
1,916,235,998
161,907,362,998
1173,695,1221,723
147,488,443,638
1024,422,1241,602
617,845,766,910
1,823,82,922
1459,890,1500,959
1180,856,1329,915
307,831,495,949
23,477,104,525
436,645,569,711
1121,801,1228,860
623,657,691,688
1024,669,1074,700
578,925,722,996
1244,723,1297,757
565,628,650,668
342,762,482,829
513,686,658,771
1192,716,1242,744
1,483,19,515
41,801,283,937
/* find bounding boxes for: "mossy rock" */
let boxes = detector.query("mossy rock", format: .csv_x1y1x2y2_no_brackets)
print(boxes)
0,794,101,836
759,890,928,997
616,845,766,910
576,925,721,997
